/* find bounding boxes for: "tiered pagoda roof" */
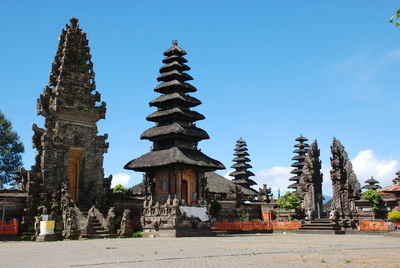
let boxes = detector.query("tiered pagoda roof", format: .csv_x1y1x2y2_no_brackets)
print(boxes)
288,135,309,193
125,41,225,172
229,138,257,192
393,170,400,185
37,17,106,122
362,177,381,190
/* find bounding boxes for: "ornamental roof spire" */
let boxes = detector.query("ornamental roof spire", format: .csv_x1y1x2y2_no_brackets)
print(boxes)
38,17,106,122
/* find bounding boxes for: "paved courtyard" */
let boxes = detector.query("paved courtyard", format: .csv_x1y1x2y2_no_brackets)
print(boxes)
0,233,399,268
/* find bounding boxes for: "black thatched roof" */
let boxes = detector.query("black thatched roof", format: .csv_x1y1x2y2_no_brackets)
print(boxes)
140,123,209,141
205,172,257,196
295,135,308,142
160,61,190,73
229,170,255,177
124,146,225,172
146,107,205,122
154,80,196,94
150,93,201,108
365,177,379,184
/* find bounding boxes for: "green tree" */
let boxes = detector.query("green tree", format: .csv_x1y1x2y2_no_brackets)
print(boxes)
276,191,301,220
0,111,24,189
113,184,127,194
362,189,381,221
389,9,400,27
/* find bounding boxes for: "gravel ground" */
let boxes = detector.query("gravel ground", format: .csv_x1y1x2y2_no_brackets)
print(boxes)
0,233,399,268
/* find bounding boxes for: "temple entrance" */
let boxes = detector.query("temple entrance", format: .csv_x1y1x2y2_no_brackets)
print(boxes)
68,148,84,202
182,180,188,205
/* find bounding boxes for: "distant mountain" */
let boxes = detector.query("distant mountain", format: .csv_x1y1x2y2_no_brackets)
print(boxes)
322,194,332,205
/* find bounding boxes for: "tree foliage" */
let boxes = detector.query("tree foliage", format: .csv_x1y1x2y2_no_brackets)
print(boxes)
209,199,222,218
0,111,24,189
362,189,381,211
389,9,400,27
113,184,127,194
276,191,301,210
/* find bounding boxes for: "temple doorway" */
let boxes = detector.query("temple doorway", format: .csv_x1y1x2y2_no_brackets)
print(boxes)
182,179,188,205
68,148,84,201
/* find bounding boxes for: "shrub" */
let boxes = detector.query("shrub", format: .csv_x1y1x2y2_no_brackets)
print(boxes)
132,231,142,238
387,210,400,222
362,189,381,211
113,184,127,194
209,199,221,218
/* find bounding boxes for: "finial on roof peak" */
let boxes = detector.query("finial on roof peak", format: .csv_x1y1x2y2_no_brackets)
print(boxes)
172,40,178,46
69,17,79,28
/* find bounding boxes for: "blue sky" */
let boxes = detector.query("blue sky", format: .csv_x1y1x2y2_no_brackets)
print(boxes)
1,1,400,196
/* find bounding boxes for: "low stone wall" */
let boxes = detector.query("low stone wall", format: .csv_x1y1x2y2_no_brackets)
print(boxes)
272,220,301,230
212,220,272,231
359,220,389,232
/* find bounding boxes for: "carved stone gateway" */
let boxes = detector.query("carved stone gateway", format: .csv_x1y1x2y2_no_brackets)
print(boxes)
330,138,361,227
19,18,111,238
297,140,324,220
31,17,109,204
125,41,225,237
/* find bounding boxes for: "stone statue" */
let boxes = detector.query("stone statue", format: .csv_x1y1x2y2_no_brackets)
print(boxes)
154,202,160,216
119,209,133,236
106,207,116,234
65,208,79,239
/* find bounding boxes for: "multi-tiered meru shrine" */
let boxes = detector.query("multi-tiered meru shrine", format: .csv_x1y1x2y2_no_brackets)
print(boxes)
288,135,309,195
125,41,225,237
229,138,257,197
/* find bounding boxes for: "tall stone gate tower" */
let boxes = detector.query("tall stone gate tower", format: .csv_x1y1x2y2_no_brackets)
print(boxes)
31,18,109,205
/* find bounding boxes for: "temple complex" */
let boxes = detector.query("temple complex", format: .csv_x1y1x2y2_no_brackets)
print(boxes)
229,138,257,197
2,18,400,240
330,138,361,227
288,135,309,195
124,41,225,237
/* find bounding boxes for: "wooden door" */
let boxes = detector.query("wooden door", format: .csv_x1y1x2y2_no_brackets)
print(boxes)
68,148,84,202
182,180,188,205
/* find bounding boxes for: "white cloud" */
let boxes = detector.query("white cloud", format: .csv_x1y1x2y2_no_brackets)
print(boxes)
352,149,399,188
111,173,132,188
255,166,292,197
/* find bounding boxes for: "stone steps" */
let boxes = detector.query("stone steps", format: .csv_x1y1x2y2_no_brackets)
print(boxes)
299,218,344,234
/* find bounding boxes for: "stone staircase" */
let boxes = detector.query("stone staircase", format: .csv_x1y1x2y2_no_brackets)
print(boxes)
298,218,345,234
77,203,114,239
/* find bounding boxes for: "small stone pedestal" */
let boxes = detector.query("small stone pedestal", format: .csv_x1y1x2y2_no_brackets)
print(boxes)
36,220,57,242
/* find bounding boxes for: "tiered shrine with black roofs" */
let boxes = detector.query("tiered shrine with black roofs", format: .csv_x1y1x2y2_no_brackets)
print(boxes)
124,41,225,237
362,177,381,191
288,135,309,195
229,138,257,194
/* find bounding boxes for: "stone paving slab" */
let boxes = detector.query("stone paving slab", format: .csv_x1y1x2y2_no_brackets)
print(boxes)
0,233,399,268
